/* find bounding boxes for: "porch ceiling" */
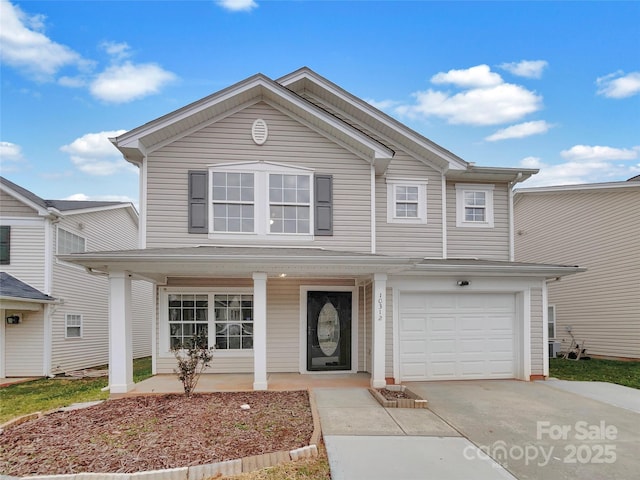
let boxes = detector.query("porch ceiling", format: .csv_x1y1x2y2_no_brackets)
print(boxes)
58,246,415,283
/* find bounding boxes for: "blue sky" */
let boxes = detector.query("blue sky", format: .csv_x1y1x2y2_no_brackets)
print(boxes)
1,0,639,205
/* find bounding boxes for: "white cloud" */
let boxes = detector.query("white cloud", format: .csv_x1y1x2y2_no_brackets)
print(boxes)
560,145,639,162
60,130,139,176
64,192,135,203
431,64,502,88
216,0,258,12
366,98,402,110
0,141,24,161
0,0,88,80
393,65,543,126
90,62,177,103
485,120,552,142
500,60,548,79
596,71,640,99
100,41,132,61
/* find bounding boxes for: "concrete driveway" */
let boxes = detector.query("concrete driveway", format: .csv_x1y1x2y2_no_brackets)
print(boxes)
407,380,639,480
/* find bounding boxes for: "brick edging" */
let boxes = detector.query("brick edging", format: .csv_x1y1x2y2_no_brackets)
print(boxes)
369,385,428,409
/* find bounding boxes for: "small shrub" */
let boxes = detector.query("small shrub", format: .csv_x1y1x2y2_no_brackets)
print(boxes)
172,333,214,396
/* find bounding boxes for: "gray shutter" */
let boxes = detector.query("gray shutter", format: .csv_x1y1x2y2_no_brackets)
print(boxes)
314,174,333,236
188,170,208,234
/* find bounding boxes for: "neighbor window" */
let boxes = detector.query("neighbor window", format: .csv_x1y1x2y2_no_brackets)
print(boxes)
455,184,494,228
210,163,314,237
57,228,86,254
65,314,82,338
168,294,209,349
0,226,10,265
386,178,427,224
214,294,253,350
548,305,556,339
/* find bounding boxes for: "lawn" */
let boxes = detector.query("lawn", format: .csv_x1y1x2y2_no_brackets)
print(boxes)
0,356,152,424
549,357,640,389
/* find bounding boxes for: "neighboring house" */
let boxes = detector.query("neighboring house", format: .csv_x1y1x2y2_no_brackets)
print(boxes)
0,177,153,377
60,68,582,394
514,179,640,360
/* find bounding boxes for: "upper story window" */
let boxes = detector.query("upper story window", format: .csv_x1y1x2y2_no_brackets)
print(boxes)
0,226,10,265
455,184,494,228
57,228,86,254
386,177,427,224
209,162,314,238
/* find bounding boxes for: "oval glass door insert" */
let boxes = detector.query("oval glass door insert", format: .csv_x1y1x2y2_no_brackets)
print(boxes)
317,302,340,356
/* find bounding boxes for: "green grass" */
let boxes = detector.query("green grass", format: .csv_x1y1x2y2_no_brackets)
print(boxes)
0,356,152,424
549,357,640,389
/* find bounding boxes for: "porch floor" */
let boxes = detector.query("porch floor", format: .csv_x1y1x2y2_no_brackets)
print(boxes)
120,372,371,396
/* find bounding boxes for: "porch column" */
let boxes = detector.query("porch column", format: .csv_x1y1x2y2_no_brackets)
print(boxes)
371,273,387,388
252,272,268,390
108,271,134,393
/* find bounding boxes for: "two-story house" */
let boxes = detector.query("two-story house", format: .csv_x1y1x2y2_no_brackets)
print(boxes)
515,179,640,360
0,177,152,378
60,68,582,394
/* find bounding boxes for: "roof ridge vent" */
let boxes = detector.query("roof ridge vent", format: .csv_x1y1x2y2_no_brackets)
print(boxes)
252,118,268,145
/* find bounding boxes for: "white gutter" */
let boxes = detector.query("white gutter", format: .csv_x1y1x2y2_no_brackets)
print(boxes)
508,172,523,262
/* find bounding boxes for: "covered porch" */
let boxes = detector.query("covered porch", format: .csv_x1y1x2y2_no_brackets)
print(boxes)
61,246,414,394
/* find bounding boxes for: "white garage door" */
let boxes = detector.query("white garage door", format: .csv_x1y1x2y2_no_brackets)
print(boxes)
399,293,516,381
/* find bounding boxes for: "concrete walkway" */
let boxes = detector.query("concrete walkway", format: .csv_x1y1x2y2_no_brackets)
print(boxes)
315,388,516,480
541,378,640,413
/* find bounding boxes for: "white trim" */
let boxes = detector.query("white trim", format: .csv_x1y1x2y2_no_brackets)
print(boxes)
109,271,134,393
370,165,376,254
371,273,387,388
543,281,550,377
44,220,54,294
508,184,515,261
151,283,157,375
392,285,399,383
252,272,268,390
441,173,447,259
455,183,495,228
298,285,358,375
0,186,50,216
64,313,83,338
0,217,45,226
43,304,53,376
385,177,428,224
515,181,640,194
140,157,148,248
0,308,5,377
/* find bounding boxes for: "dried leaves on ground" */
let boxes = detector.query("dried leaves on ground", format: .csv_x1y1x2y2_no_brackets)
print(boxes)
376,388,412,400
1,391,313,476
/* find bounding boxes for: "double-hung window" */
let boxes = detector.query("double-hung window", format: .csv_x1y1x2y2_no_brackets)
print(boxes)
65,314,82,338
168,294,209,349
209,162,314,238
455,184,495,228
386,177,427,224
214,294,253,350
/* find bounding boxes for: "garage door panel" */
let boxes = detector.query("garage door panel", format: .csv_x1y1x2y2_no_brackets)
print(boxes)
399,292,516,381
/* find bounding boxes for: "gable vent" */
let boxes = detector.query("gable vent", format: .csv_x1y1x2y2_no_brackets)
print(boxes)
251,118,268,145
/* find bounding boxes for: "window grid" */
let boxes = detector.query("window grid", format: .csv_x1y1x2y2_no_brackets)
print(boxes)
57,228,86,254
395,185,419,218
463,191,487,222
212,172,255,233
65,314,82,338
214,294,253,350
269,174,311,234
168,294,209,349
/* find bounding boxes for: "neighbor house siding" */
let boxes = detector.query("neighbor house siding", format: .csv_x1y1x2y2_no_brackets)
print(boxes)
515,188,640,359
145,102,372,252
0,222,46,291
50,209,151,373
4,309,44,376
0,191,40,217
530,286,544,376
376,153,444,257
446,182,510,260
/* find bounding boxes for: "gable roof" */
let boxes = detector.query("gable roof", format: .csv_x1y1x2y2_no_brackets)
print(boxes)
0,176,138,221
515,180,640,196
0,272,56,303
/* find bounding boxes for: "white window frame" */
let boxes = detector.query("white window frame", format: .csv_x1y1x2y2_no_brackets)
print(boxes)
208,162,314,241
56,227,87,254
455,184,495,228
386,177,428,224
548,305,556,339
65,314,83,339
159,287,254,358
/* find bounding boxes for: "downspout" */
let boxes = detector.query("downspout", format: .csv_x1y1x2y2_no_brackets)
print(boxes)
43,215,58,377
370,165,376,254
139,157,147,249
441,172,447,259
508,173,522,262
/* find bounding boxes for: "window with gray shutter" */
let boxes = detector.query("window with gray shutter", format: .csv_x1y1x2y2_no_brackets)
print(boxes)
188,171,208,233
314,174,333,236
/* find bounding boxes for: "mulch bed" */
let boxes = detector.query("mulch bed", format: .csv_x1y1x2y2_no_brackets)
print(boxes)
0,391,313,476
376,388,412,400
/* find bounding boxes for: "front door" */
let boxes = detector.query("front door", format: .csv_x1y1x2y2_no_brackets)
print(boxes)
307,291,352,371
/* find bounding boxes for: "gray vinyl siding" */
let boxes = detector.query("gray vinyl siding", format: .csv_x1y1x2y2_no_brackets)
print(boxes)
515,188,640,359
145,102,371,252
4,309,44,376
0,222,46,290
0,190,39,217
50,209,151,373
155,277,356,374
446,182,510,260
376,153,444,257
530,286,544,376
